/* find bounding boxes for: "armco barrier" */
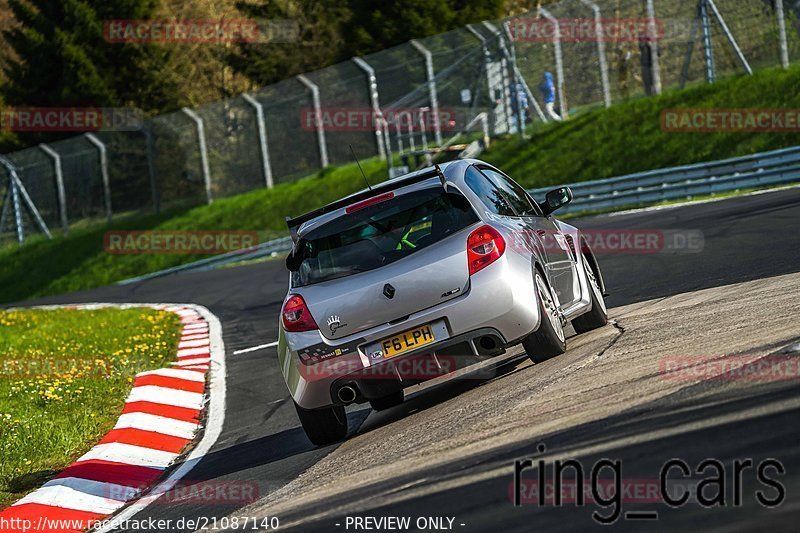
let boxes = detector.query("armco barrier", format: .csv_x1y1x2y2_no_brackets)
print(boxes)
529,145,800,213
117,145,800,284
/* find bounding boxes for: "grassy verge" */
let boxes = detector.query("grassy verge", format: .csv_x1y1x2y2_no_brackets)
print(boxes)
2,65,800,304
0,307,182,508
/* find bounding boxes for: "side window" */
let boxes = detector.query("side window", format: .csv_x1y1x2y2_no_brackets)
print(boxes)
479,168,539,216
464,165,516,216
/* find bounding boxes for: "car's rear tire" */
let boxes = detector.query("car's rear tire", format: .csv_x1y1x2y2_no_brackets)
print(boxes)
522,271,566,364
571,254,608,334
369,391,404,411
293,401,348,446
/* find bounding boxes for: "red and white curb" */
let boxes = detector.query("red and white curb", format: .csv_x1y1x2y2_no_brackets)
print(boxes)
0,304,226,532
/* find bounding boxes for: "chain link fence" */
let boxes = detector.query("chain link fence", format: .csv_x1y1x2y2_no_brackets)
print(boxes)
2,0,798,243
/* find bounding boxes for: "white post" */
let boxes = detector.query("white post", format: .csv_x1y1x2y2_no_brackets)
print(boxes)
39,143,68,234
352,57,386,160
466,24,494,110
482,21,514,133
410,39,442,145
775,0,790,68
142,125,160,213
85,133,112,222
297,75,329,168
645,0,663,94
181,108,213,204
0,157,52,241
706,0,753,75
538,8,568,119
580,0,612,107
242,93,274,188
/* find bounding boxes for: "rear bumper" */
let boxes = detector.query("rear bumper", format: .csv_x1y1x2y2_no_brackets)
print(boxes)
329,327,506,405
279,254,540,409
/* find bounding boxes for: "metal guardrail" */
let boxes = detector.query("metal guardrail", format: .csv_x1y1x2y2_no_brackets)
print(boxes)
117,236,293,285
118,145,800,284
529,145,800,213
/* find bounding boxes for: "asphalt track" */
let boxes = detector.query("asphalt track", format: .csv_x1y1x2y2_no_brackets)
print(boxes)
17,187,800,532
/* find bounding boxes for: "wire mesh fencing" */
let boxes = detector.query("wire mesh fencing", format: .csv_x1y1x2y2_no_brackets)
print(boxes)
2,0,798,243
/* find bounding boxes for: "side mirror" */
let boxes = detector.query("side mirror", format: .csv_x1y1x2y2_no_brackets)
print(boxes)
542,187,573,216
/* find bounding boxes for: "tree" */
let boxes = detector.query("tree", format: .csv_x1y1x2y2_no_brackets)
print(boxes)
342,0,506,58
227,0,351,87
1,0,180,111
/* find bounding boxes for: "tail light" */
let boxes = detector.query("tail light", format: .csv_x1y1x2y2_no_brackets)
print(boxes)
467,225,506,275
281,294,318,332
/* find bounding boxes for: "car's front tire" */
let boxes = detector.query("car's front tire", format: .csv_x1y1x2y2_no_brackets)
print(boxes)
571,254,608,334
522,271,566,363
369,391,404,411
294,401,348,446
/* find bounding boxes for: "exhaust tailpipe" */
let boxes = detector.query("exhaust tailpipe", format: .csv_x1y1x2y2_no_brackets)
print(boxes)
337,384,357,404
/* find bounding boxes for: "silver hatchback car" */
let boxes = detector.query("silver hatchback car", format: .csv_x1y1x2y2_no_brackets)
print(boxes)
279,159,607,445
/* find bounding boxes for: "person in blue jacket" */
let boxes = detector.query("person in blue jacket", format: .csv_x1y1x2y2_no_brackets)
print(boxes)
539,71,562,121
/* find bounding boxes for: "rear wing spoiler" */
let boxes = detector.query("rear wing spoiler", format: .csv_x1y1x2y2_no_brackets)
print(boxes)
285,166,450,242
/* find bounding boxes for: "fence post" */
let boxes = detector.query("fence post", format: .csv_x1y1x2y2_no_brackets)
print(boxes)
538,8,568,119
10,171,23,243
297,75,330,168
0,155,52,242
352,57,386,160
580,0,612,107
143,125,160,214
181,108,213,204
699,0,716,83
706,0,752,75
775,0,790,68
410,39,442,146
503,21,528,139
85,133,112,223
39,144,68,235
645,0,663,94
466,25,495,111
242,93,274,188
482,22,514,133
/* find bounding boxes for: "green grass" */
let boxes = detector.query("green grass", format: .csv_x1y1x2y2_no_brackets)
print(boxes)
0,307,182,508
2,65,800,304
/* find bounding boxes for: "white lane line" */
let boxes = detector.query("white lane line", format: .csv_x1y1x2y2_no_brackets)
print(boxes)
136,368,207,382
75,443,177,469
180,333,210,341
41,477,137,503
12,484,126,514
96,303,227,532
113,413,199,439
178,338,211,349
232,341,279,355
177,346,211,358
126,385,204,410
171,357,211,367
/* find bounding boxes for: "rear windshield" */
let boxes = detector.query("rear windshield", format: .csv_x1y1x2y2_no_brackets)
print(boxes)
291,188,478,287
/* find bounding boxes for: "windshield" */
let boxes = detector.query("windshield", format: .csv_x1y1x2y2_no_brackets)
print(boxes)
291,188,478,287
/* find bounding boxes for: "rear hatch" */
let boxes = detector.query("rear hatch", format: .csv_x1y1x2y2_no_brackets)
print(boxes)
289,185,480,340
